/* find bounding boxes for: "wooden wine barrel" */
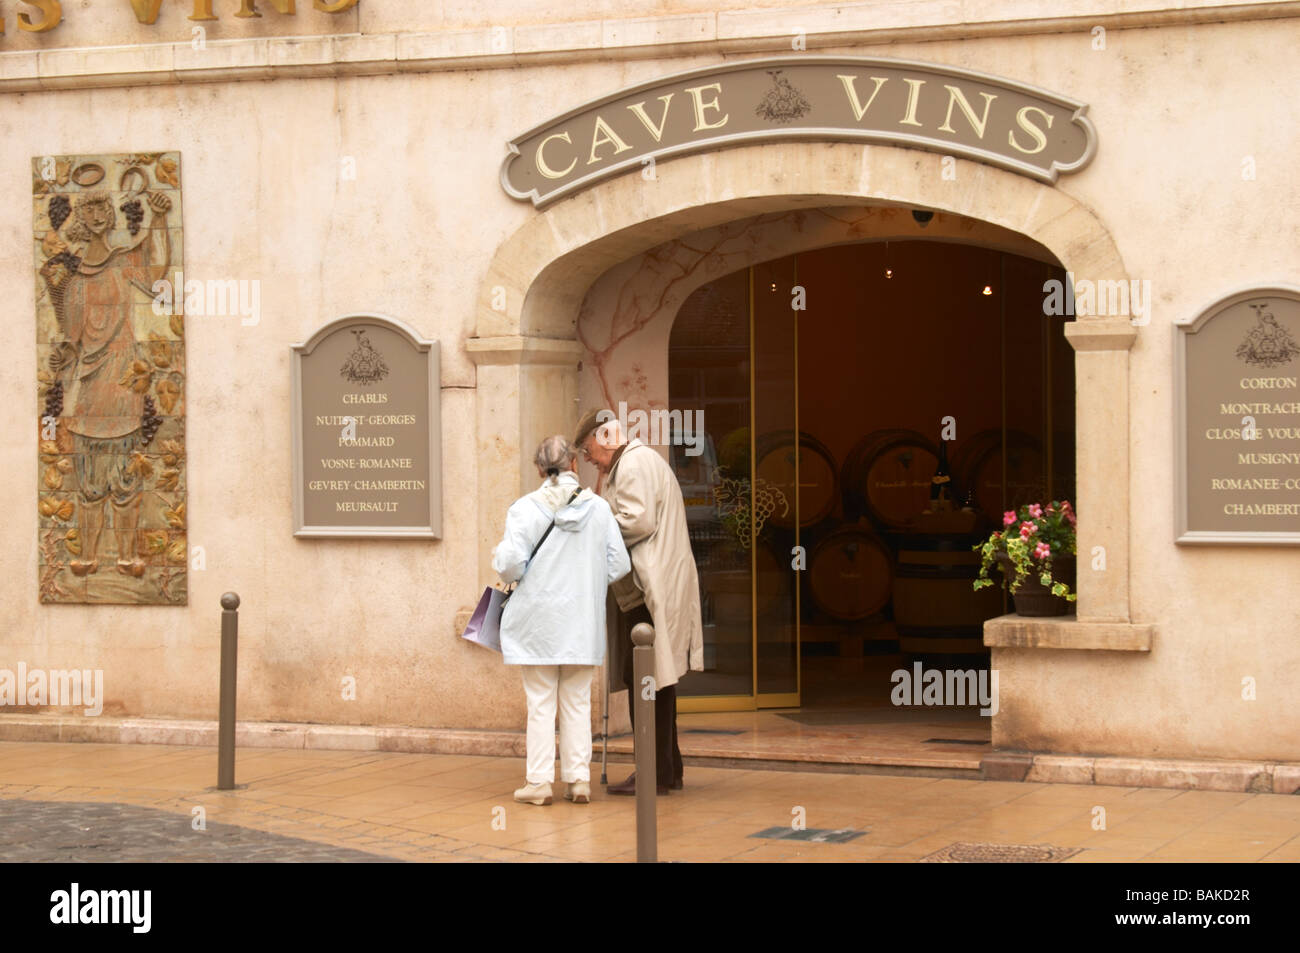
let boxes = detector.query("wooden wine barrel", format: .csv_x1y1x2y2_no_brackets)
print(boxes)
807,526,893,621
701,544,791,624
841,429,939,531
754,431,838,530
951,429,1045,520
892,539,1004,637
755,540,794,620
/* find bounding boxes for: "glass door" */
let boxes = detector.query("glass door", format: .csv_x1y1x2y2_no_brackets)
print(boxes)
752,258,801,707
671,262,800,711
671,267,755,707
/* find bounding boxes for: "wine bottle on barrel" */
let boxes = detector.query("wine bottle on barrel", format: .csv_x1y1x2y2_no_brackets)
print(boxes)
930,433,952,506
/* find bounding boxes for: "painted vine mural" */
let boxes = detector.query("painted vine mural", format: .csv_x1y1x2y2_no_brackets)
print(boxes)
33,152,186,605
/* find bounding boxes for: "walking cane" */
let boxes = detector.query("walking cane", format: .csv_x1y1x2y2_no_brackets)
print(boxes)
598,472,610,787
601,659,609,785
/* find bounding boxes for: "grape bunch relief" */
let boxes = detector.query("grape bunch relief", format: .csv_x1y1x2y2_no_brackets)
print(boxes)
48,194,71,231
44,380,63,419
141,395,163,446
43,250,83,289
120,199,145,237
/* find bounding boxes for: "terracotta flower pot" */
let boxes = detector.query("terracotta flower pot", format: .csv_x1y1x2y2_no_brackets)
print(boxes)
995,553,1075,617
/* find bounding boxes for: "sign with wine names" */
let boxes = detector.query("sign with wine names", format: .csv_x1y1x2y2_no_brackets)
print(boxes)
1176,287,1300,544
292,314,441,538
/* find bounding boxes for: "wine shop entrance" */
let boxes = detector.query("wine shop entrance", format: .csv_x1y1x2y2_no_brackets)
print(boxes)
663,236,1076,770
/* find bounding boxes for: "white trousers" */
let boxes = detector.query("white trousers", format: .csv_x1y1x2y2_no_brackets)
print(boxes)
521,664,594,784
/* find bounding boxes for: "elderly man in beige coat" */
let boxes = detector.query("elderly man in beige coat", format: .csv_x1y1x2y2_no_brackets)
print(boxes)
575,409,703,795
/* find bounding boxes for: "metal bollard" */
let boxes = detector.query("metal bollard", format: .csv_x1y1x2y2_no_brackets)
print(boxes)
630,622,657,864
217,592,240,790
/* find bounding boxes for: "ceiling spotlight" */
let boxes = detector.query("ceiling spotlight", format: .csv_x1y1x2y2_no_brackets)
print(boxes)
885,268,893,279
912,209,934,227
982,285,993,296
770,282,777,292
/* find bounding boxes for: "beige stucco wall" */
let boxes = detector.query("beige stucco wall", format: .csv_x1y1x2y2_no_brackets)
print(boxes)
1,4,1298,760
0,0,1288,53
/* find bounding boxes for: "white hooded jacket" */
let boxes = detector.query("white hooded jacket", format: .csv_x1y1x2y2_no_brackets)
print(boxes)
492,470,631,666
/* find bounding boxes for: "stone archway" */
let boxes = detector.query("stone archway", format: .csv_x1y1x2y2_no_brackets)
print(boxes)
469,141,1141,633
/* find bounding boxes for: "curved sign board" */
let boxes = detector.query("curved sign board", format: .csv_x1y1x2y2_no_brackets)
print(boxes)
1175,286,1300,545
501,55,1097,208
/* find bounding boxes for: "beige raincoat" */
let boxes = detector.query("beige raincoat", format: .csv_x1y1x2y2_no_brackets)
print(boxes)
601,439,704,690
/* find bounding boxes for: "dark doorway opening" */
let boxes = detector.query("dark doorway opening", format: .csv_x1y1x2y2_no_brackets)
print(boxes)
664,236,1075,766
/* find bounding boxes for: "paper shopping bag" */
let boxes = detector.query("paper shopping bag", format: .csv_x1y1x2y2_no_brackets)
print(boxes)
461,586,507,653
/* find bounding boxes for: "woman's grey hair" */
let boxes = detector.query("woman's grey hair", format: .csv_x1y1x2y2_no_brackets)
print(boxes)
534,435,575,478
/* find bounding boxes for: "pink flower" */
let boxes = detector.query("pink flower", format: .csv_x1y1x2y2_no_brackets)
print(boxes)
1033,542,1051,559
1003,511,1017,527
1027,503,1043,519
1019,521,1035,539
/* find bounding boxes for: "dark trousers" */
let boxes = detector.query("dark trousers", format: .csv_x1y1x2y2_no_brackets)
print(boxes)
620,603,683,787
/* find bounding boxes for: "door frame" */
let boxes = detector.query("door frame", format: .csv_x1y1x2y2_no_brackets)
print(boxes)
678,263,803,713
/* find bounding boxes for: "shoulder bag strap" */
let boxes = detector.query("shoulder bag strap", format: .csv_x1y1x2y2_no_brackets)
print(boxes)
505,488,581,600
526,487,581,562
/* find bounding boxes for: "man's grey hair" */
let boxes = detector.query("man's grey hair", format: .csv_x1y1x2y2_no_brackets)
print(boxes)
534,435,575,478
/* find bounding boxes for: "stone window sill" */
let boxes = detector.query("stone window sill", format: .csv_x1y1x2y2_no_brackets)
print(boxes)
983,614,1154,651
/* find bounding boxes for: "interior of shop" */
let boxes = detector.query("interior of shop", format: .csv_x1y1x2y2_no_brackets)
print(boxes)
655,235,1076,769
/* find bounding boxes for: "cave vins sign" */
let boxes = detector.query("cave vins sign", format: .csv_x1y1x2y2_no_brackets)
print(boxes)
501,56,1098,208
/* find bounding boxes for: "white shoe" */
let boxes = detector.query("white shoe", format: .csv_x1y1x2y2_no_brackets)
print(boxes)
565,781,590,803
513,781,552,806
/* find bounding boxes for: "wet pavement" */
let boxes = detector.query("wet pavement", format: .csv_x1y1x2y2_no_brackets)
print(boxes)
2,741,1298,863
0,798,399,863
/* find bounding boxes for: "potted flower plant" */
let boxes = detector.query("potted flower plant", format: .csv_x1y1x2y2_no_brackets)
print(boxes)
972,500,1077,616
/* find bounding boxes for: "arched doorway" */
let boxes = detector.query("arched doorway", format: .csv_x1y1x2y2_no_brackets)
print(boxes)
470,141,1141,765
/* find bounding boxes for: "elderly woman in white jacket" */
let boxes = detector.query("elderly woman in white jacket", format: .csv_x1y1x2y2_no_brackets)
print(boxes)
492,435,631,806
